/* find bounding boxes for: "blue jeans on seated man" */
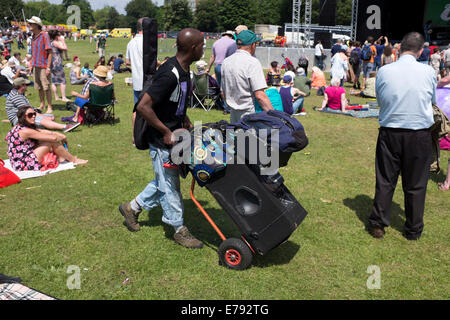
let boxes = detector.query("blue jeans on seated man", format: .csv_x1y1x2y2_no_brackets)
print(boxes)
293,96,305,114
135,144,184,229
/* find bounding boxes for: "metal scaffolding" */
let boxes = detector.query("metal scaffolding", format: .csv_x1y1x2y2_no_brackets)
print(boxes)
351,0,359,41
304,0,312,47
292,0,302,47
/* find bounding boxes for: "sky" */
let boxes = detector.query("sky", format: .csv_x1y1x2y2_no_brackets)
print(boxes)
24,0,165,15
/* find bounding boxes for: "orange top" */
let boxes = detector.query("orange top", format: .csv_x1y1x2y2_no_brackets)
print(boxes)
311,70,327,88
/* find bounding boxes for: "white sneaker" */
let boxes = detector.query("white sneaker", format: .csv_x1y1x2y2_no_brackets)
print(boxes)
293,112,307,116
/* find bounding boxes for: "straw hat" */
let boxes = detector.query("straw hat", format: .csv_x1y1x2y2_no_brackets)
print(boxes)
93,65,109,78
27,16,43,27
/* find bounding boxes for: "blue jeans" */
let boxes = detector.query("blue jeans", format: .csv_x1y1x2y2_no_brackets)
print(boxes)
293,97,304,113
214,64,231,112
315,55,324,70
214,64,222,87
136,145,184,228
133,90,142,104
362,62,374,78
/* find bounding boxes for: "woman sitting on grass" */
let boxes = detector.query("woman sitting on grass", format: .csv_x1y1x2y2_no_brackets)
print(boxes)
70,61,89,85
319,77,348,113
311,66,327,89
70,65,114,123
350,71,376,98
5,106,88,171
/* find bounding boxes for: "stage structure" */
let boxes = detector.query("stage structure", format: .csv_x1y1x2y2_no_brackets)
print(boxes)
291,0,313,48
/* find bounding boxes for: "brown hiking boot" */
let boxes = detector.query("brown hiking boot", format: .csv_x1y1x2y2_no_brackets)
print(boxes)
173,226,203,249
119,202,141,232
369,226,385,239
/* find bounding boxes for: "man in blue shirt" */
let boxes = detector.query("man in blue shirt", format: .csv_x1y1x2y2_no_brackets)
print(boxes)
114,54,131,73
369,32,436,241
417,42,431,65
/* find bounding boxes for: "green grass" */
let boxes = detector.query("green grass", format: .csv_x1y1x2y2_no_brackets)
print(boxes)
0,38,449,300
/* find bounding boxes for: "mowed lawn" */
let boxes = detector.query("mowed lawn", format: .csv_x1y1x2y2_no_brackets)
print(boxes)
0,38,448,300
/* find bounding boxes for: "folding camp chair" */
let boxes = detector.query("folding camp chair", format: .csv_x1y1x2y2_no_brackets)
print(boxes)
191,73,221,111
84,84,115,127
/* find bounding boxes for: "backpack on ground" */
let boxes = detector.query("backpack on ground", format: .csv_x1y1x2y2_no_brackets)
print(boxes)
361,45,373,61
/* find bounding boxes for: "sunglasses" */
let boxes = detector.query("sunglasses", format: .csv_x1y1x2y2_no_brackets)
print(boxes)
26,112,36,118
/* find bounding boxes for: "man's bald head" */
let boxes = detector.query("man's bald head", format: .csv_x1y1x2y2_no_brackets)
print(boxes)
177,28,204,53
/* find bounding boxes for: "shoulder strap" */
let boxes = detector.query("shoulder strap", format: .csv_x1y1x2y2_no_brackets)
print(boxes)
169,65,181,102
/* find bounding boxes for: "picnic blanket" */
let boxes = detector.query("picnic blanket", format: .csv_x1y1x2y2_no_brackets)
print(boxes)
0,283,55,300
314,107,379,118
2,159,75,180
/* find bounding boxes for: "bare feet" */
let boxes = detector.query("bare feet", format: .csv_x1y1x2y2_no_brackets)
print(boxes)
46,108,53,114
61,98,71,102
438,181,449,191
73,158,88,165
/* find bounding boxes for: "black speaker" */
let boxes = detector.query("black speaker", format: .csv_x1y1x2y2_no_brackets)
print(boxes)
319,0,338,26
315,31,333,49
206,164,308,255
142,17,158,86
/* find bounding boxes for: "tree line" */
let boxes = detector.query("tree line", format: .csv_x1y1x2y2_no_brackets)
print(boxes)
5,0,352,32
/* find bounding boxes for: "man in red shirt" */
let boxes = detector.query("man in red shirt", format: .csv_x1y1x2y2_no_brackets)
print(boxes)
27,16,53,114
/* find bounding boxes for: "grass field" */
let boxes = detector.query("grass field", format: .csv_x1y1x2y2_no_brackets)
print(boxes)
0,38,448,300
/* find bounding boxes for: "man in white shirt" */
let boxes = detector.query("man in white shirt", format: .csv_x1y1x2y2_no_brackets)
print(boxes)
126,18,144,104
314,40,325,70
8,53,21,67
221,30,273,123
126,18,144,133
1,61,20,84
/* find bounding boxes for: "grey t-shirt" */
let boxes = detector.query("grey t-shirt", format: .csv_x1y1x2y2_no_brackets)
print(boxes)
221,50,267,112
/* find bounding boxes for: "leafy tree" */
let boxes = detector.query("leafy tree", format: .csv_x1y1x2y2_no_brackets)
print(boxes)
24,1,67,25
218,0,254,31
3,0,24,24
163,0,193,31
125,0,161,31
336,0,352,25
195,0,221,32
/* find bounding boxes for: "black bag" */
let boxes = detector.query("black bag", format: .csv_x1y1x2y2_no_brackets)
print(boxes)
317,86,325,96
133,78,154,150
133,17,158,150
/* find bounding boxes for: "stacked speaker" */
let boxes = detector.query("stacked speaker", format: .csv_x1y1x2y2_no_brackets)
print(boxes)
314,0,338,49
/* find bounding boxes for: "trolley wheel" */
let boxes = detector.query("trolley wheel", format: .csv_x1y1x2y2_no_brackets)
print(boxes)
218,238,253,270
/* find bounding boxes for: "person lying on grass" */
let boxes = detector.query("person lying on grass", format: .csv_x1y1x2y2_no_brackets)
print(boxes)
70,65,114,123
5,105,88,171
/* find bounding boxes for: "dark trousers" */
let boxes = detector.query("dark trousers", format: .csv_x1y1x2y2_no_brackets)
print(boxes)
369,127,432,239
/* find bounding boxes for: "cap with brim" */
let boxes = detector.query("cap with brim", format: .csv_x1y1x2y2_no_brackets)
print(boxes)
195,60,207,68
13,77,31,86
27,16,43,27
222,30,234,36
93,65,109,78
235,25,248,35
282,75,293,85
236,30,261,46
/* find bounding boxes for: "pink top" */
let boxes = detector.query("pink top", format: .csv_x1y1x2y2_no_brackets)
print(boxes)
325,86,346,110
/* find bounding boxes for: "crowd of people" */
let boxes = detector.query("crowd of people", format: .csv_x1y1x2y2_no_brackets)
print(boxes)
1,16,449,248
